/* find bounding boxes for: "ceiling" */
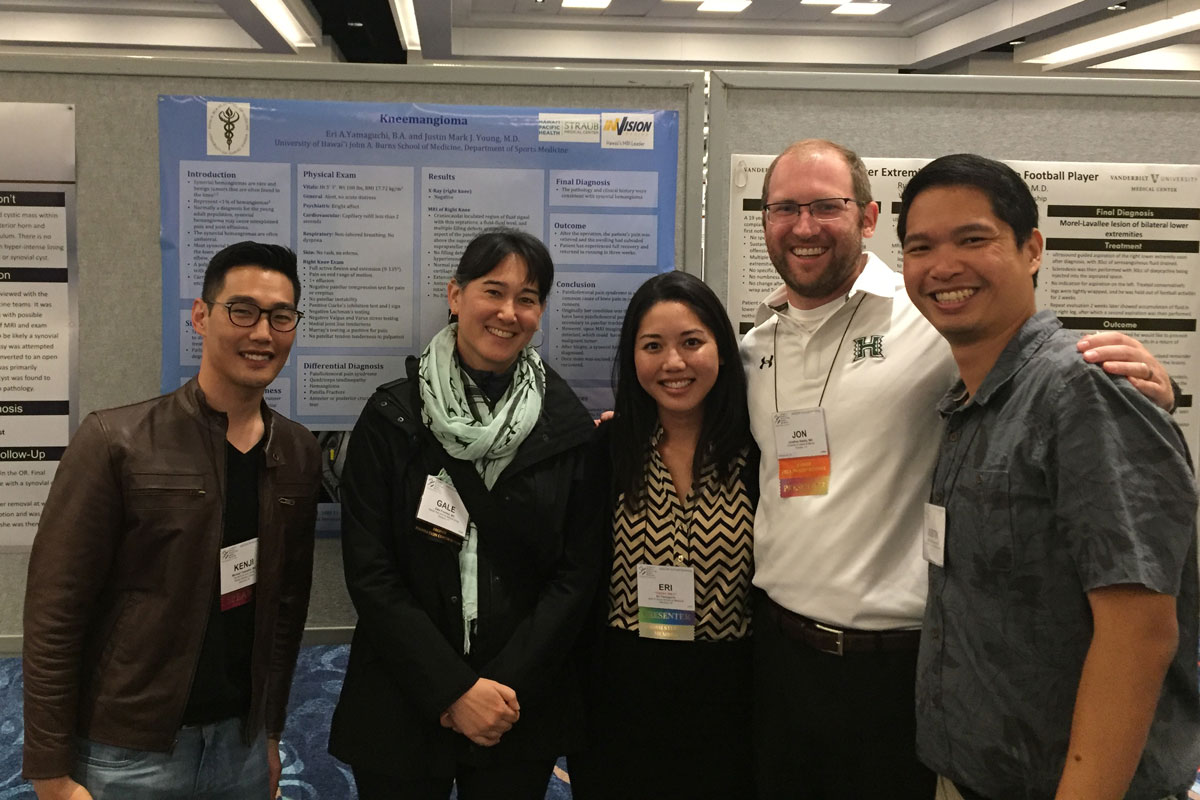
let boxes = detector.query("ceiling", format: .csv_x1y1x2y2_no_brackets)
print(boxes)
1,0,1198,75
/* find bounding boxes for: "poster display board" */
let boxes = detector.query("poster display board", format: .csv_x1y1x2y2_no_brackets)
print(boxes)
159,97,677,532
158,97,679,424
0,103,76,550
728,153,1198,471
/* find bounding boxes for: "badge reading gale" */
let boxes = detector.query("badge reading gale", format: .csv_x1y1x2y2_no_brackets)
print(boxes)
219,538,258,611
773,408,831,496
414,475,470,546
636,564,696,641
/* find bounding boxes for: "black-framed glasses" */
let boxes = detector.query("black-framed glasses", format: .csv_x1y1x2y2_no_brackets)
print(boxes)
213,301,303,332
763,197,863,224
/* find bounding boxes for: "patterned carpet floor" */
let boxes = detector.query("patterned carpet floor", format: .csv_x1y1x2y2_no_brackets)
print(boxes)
0,646,572,799
1,646,1197,798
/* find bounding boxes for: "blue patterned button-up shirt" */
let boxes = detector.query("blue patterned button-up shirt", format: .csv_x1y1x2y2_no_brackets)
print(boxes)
915,310,1200,800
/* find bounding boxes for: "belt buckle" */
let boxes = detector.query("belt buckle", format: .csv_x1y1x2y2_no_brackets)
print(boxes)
813,622,845,656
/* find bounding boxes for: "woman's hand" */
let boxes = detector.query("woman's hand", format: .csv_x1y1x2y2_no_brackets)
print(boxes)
441,678,521,746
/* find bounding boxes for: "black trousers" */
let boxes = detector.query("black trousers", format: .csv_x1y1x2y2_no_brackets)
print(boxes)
352,758,556,800
752,591,936,799
570,627,754,800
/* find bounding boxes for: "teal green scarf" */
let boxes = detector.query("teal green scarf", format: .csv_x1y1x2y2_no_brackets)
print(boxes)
418,323,545,652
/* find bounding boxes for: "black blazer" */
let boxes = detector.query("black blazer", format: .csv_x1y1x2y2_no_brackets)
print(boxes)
328,357,604,776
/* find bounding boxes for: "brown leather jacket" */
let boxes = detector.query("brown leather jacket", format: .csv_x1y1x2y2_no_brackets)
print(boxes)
22,379,320,779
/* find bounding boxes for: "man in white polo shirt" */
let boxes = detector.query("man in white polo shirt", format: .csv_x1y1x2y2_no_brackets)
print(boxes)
741,139,1176,799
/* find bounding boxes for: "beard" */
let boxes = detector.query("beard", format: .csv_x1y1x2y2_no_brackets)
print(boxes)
768,226,866,304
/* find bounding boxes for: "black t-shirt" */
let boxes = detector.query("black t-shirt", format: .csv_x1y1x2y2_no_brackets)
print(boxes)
180,439,261,724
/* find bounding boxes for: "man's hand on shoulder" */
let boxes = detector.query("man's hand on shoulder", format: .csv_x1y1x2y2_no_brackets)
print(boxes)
31,776,93,800
1076,332,1174,412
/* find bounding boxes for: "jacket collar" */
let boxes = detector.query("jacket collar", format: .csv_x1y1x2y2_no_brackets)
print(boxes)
177,377,286,468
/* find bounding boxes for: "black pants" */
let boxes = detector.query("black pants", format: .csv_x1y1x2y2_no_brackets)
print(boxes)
570,627,754,800
352,758,556,800
752,591,936,799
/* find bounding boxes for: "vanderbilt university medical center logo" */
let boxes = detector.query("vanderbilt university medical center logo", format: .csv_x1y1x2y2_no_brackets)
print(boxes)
206,102,250,156
852,335,885,362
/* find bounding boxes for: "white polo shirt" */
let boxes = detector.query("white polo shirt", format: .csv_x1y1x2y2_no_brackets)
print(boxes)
741,254,957,630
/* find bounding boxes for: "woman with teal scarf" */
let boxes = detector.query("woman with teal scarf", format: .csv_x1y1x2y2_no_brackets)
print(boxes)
329,229,604,800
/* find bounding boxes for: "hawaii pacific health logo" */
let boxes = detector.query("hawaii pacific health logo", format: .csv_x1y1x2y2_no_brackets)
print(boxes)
206,102,251,156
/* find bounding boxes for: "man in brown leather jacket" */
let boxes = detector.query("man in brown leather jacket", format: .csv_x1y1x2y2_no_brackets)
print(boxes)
22,241,321,800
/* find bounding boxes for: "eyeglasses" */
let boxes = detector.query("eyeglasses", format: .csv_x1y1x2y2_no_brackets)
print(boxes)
213,301,303,332
763,197,863,224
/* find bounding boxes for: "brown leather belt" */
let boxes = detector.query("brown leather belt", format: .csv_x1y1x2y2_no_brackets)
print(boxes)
763,596,921,656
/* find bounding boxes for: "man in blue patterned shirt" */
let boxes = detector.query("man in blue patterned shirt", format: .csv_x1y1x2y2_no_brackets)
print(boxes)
897,153,1199,800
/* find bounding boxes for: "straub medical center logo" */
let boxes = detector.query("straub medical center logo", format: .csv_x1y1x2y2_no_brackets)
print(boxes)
206,101,250,156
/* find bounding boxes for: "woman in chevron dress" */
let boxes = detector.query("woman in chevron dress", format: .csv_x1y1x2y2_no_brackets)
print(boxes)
570,271,758,799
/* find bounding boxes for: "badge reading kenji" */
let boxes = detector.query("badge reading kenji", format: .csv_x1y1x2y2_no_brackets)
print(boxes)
773,408,831,496
415,475,470,547
220,538,257,611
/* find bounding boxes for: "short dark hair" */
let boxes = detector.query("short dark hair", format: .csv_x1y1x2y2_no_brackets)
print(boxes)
610,271,750,508
761,139,874,212
897,154,1038,247
202,241,300,305
455,228,554,303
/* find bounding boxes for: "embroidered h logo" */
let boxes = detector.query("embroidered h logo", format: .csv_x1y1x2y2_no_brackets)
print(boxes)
852,335,885,361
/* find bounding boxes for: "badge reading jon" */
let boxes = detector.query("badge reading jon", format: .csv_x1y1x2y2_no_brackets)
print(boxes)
774,408,831,496
636,564,695,641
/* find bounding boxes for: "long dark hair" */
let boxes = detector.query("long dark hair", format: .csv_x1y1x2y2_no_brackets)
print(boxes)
610,271,750,508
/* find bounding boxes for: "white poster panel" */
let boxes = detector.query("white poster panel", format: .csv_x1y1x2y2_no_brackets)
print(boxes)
728,154,1199,471
0,103,77,549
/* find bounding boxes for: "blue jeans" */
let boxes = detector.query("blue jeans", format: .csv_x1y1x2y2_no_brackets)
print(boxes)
71,717,269,800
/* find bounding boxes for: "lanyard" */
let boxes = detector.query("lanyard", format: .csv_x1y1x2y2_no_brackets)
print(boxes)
772,294,867,412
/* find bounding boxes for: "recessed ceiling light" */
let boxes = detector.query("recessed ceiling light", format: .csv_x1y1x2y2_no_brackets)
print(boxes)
831,2,889,14
1009,39,1025,45
562,0,611,7
800,0,845,4
346,20,364,27
698,0,752,11
1107,4,1126,10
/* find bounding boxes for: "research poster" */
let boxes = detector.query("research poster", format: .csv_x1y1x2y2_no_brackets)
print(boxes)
728,154,1198,471
0,103,77,549
160,97,677,530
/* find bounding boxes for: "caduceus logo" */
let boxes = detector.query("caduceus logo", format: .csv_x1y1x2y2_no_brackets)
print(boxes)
206,101,249,156
218,106,240,151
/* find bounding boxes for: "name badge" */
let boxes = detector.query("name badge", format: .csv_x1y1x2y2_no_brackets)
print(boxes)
636,563,695,641
220,538,257,611
923,503,946,567
773,408,831,496
415,475,470,546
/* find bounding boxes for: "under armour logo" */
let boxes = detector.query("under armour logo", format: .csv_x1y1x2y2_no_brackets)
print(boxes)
852,335,885,361
759,355,774,369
